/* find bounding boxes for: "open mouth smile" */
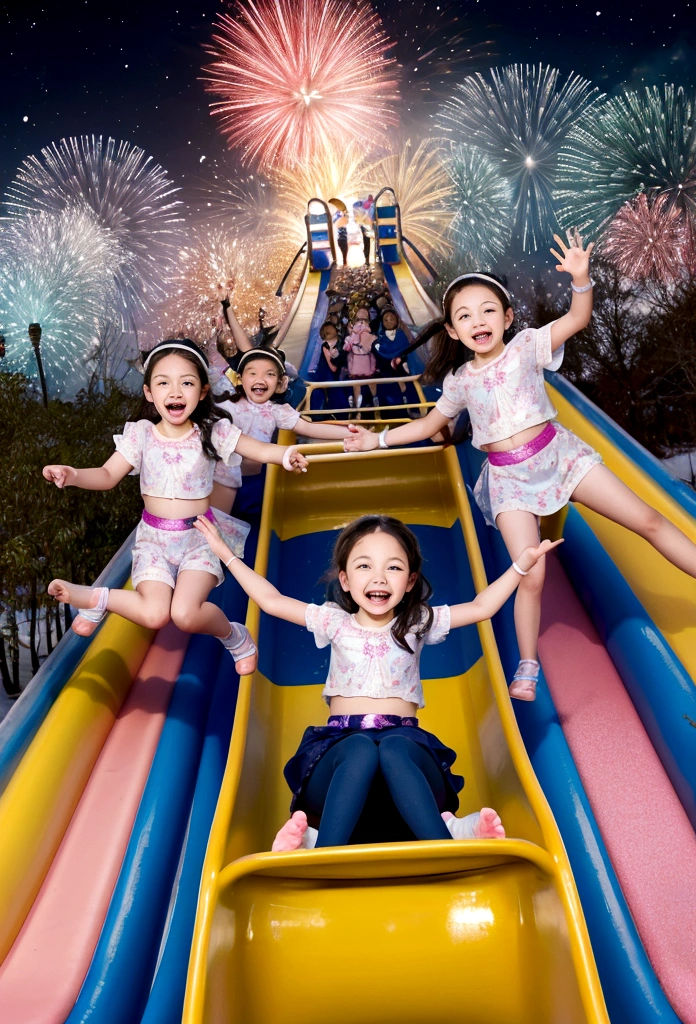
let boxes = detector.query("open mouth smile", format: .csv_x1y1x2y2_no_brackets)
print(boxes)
365,590,391,606
472,331,492,344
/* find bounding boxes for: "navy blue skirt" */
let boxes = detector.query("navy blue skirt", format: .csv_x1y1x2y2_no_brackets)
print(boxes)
284,717,464,817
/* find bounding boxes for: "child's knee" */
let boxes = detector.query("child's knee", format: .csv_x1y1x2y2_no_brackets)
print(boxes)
338,733,379,769
377,732,415,768
143,607,171,631
170,603,200,633
518,559,545,595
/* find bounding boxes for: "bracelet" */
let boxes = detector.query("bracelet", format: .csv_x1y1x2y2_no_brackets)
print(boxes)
570,279,594,294
282,446,297,471
224,555,238,568
378,427,390,449
512,561,529,576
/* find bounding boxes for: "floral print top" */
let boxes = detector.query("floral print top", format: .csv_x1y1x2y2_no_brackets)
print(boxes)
435,321,564,449
305,602,451,708
217,397,300,443
113,419,242,499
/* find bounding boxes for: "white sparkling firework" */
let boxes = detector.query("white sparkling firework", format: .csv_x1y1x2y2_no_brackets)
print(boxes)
438,64,600,251
0,208,125,396
5,136,183,326
145,226,297,345
444,145,513,265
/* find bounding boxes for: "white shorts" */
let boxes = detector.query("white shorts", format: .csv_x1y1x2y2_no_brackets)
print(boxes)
131,509,249,589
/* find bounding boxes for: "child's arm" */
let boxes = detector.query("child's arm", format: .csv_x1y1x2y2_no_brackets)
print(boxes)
234,432,308,472
449,539,563,628
343,407,451,451
296,418,350,440
548,231,595,352
43,452,134,490
193,515,308,625
218,281,254,355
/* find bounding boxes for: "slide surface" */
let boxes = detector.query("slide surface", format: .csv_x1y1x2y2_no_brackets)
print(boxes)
184,439,607,1023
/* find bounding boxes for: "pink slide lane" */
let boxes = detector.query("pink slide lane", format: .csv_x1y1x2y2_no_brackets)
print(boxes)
538,553,696,1023
0,621,189,1024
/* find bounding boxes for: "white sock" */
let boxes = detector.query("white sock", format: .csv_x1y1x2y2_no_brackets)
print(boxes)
445,812,481,840
301,826,319,849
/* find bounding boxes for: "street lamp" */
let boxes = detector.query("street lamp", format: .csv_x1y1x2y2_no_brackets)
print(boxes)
28,322,48,407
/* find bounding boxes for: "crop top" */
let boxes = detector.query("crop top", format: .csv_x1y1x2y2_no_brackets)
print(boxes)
434,321,563,449
113,419,242,499
305,602,451,708
217,397,301,444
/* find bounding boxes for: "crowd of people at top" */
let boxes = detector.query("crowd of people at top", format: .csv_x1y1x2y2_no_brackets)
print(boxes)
312,265,420,417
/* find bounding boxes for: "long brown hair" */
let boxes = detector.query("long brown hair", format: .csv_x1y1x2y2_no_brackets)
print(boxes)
134,342,233,461
423,274,515,385
324,515,433,652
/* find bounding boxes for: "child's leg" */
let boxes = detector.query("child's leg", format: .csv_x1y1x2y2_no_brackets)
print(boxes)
571,465,696,576
496,510,546,662
48,579,173,631
209,482,238,516
352,384,362,406
303,733,380,848
170,570,257,675
377,733,451,840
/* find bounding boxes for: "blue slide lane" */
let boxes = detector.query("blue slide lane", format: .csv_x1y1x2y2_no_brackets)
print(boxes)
0,531,134,795
298,268,332,380
64,551,254,1024
457,441,683,1024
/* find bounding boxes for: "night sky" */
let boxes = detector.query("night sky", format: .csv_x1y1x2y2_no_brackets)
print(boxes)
2,0,695,197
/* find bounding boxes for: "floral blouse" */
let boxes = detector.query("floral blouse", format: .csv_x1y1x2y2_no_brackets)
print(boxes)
305,602,451,708
435,321,564,449
218,397,300,444
113,419,241,499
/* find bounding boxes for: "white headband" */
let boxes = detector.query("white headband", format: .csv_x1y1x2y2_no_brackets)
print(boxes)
143,342,209,376
442,274,512,311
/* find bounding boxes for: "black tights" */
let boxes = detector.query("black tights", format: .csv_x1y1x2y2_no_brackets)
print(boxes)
303,731,452,848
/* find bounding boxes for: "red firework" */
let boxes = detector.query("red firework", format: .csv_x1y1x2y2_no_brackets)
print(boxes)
603,192,690,284
203,0,400,170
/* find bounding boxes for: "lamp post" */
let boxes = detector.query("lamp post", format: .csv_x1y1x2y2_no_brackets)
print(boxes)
28,322,48,407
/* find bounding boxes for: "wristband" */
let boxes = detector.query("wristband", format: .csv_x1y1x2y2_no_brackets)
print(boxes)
224,555,238,568
512,561,529,576
378,427,390,449
282,446,297,471
570,279,594,294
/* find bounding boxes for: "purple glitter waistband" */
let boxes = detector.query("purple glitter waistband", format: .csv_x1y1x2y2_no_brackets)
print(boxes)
141,507,215,532
327,714,418,730
487,421,556,466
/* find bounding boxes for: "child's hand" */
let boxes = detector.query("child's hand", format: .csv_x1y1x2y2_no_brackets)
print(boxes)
550,229,594,281
193,514,230,560
343,423,379,452
515,538,564,572
43,464,77,488
281,446,309,473
391,357,402,369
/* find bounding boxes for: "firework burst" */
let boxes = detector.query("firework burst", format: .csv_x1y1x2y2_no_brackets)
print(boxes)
146,227,298,345
203,0,400,170
371,138,454,256
601,192,690,284
437,64,600,251
5,136,182,326
0,208,124,395
271,140,375,211
444,145,512,265
557,84,696,237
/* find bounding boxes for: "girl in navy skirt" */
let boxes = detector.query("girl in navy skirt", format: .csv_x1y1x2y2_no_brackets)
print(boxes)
195,513,559,849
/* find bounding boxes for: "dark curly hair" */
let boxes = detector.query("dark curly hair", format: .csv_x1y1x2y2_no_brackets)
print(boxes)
134,342,233,461
423,273,516,385
324,515,433,653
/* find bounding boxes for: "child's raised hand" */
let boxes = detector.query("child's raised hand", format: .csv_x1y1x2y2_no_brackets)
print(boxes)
343,423,378,452
193,514,230,561
515,537,564,572
43,464,77,489
550,229,594,280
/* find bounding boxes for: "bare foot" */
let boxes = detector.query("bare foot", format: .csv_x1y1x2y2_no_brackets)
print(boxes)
272,811,308,852
234,651,257,677
48,579,96,609
221,623,258,676
474,807,506,839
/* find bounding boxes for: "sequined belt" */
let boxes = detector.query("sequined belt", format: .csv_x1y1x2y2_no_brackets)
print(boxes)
327,714,419,730
141,507,215,531
487,421,556,466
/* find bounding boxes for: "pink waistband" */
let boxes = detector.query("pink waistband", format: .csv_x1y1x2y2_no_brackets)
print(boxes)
487,421,556,466
141,507,215,531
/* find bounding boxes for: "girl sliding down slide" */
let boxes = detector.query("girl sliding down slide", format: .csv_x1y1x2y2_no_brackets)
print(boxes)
43,338,307,674
344,232,696,701
195,512,560,849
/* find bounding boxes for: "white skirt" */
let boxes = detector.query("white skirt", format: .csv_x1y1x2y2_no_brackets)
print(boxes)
473,423,602,528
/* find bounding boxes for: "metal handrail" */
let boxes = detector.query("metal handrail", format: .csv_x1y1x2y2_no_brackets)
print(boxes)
287,441,445,464
305,197,338,267
275,242,307,296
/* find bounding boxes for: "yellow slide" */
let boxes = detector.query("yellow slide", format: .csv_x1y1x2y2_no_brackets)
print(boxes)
184,441,608,1024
